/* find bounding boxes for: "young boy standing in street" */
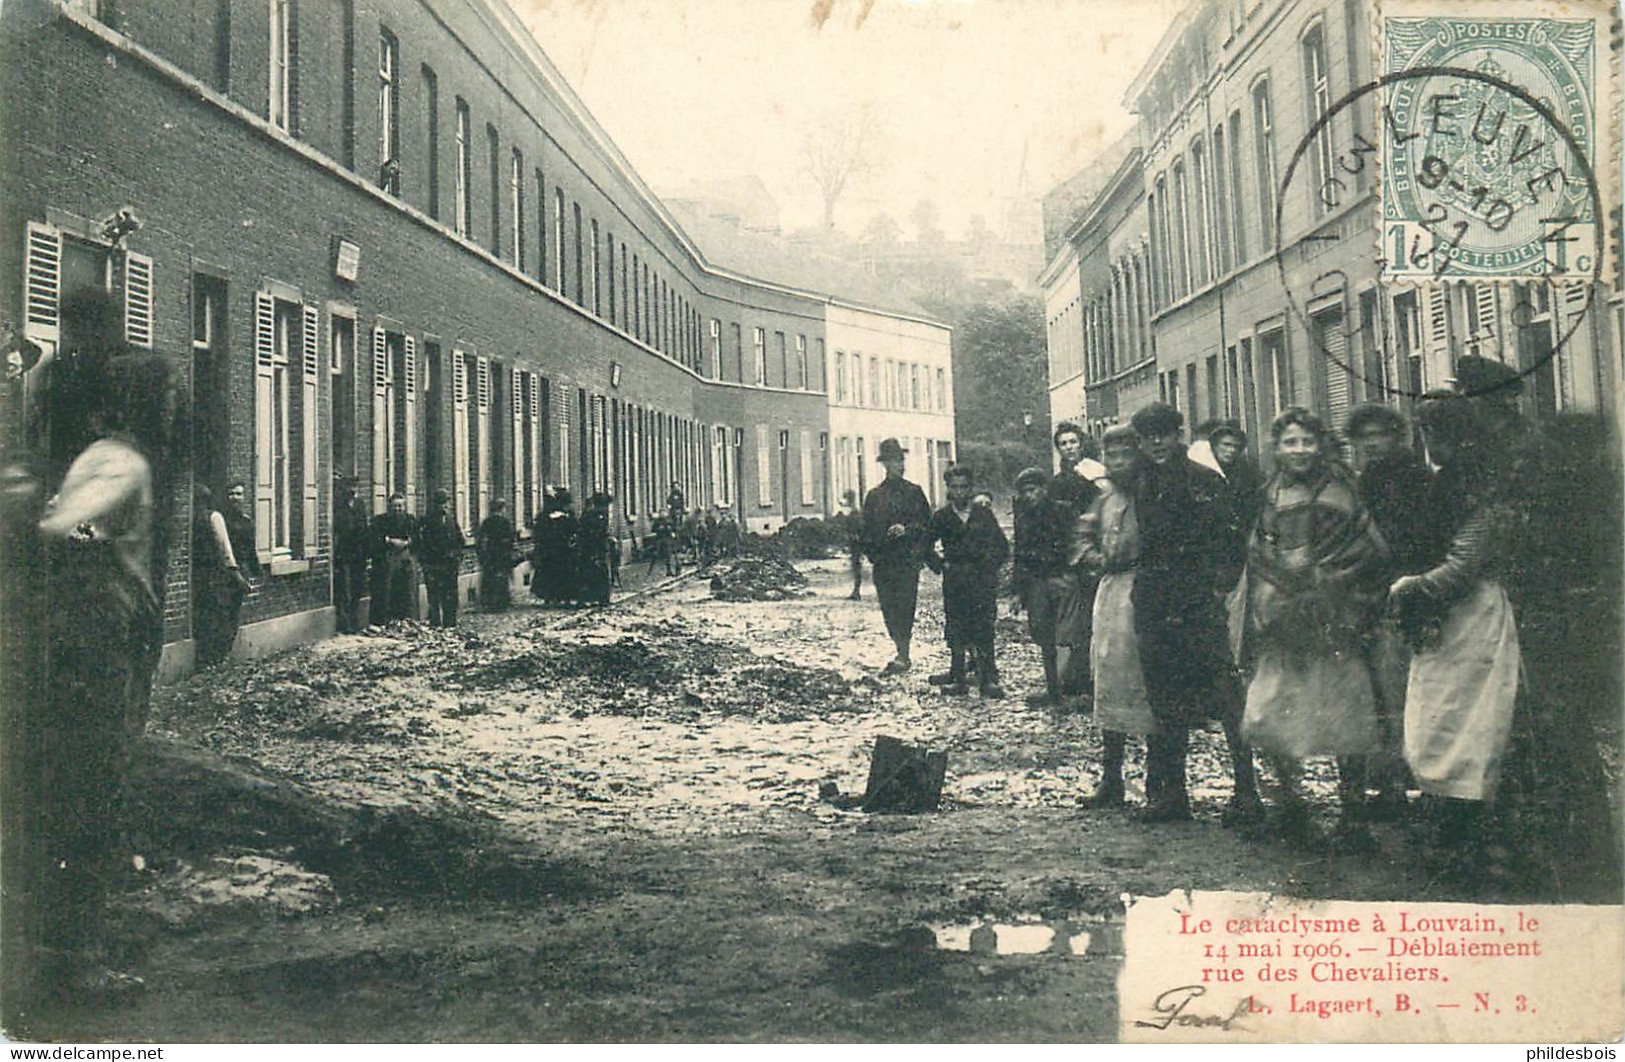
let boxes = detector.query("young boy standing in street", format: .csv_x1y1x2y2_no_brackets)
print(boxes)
925,465,1009,698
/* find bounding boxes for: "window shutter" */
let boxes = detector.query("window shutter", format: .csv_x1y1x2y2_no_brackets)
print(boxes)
403,335,418,511
475,355,490,529
371,326,388,512
1474,284,1499,347
254,292,277,555
510,365,523,519
1558,282,1590,408
123,252,154,349
301,304,320,553
24,222,61,349
1423,285,1451,387
533,375,546,519
452,353,470,533
1318,313,1352,427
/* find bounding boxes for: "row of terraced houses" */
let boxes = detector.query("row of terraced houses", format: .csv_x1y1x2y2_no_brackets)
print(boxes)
0,0,954,675
1042,0,1622,448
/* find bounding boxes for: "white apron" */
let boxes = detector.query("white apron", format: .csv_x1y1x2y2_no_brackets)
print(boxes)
1404,580,1521,801
1091,570,1157,735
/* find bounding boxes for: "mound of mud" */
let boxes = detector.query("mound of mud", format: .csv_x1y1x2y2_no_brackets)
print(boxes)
708,554,810,602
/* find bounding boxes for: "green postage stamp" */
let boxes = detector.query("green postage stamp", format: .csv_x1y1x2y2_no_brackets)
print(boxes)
1378,0,1618,283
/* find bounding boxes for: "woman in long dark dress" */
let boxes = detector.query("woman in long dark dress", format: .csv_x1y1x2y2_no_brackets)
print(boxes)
530,487,577,605
576,492,614,605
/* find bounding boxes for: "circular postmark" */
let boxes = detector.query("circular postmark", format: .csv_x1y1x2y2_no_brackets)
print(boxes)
1272,65,1603,402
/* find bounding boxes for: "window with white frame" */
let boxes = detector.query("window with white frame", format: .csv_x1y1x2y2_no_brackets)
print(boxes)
1303,26,1335,215
709,319,722,379
752,327,767,386
868,357,879,409
377,28,399,193
910,364,920,410
486,125,501,257
1253,78,1278,247
799,429,815,505
1227,110,1247,263
755,425,772,507
1190,138,1212,287
935,367,946,412
511,149,525,271
795,335,807,389
269,0,295,132
835,351,847,403
712,425,731,506
606,231,617,325
453,99,470,237
554,189,566,294
255,291,319,558
589,218,600,315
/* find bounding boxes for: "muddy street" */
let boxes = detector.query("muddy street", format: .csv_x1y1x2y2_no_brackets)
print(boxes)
30,557,1453,1043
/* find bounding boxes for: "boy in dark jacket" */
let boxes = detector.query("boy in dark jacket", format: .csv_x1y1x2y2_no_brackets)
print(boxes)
925,465,1009,698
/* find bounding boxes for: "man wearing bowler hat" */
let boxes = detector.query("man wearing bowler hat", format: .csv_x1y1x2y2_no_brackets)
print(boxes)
862,438,932,675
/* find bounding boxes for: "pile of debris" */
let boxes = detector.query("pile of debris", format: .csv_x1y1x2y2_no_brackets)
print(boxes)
708,553,810,602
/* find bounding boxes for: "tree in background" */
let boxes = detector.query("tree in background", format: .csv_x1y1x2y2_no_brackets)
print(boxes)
933,294,1049,492
801,108,878,232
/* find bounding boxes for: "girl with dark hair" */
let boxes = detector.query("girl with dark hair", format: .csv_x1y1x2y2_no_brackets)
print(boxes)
1237,407,1388,848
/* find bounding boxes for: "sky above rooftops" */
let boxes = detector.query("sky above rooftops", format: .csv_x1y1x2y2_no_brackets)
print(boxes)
513,0,1182,240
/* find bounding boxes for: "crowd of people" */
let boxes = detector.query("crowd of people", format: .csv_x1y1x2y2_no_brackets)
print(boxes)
857,355,1620,899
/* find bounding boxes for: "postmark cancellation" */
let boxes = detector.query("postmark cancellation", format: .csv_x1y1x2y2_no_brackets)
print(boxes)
1376,0,1618,285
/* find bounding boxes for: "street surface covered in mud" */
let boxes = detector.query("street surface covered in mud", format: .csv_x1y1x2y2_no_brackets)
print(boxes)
32,557,1453,1042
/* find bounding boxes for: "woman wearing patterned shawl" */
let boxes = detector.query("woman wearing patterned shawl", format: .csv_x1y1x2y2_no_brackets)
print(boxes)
1237,408,1388,848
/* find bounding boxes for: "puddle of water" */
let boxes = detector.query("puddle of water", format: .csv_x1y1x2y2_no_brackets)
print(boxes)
930,918,1100,956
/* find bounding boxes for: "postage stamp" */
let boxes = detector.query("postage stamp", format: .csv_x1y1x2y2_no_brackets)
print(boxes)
1376,0,1617,283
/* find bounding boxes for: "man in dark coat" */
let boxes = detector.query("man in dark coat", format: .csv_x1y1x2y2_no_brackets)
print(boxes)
925,464,1009,698
861,438,932,675
1011,466,1085,710
332,479,369,633
476,496,517,610
1050,422,1103,700
1345,402,1431,817
1208,421,1265,585
416,488,464,627
369,492,418,625
1129,402,1261,823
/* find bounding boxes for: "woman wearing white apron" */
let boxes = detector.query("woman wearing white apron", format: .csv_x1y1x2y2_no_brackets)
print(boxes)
1389,391,1521,882
1078,426,1157,810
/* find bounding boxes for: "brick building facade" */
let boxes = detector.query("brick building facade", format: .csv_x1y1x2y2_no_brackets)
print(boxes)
1,0,926,673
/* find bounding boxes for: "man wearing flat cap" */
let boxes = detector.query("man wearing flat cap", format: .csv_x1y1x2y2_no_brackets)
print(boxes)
1128,401,1261,823
416,487,464,627
862,438,932,675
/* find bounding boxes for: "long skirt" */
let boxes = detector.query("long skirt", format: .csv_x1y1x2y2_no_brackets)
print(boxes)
1091,571,1157,735
1243,643,1379,758
1405,580,1520,801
